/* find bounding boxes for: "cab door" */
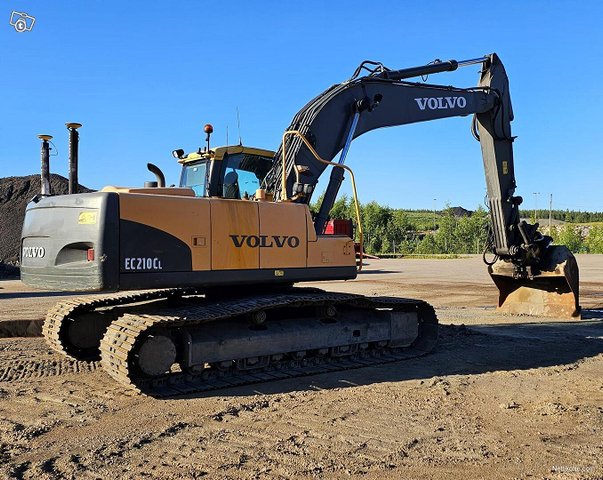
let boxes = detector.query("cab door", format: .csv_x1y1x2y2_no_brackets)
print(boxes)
210,199,260,270
258,202,306,269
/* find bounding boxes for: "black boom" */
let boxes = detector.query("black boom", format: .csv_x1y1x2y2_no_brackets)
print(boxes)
264,54,540,268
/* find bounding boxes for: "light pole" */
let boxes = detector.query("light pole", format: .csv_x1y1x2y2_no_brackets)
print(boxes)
532,192,540,222
548,193,553,232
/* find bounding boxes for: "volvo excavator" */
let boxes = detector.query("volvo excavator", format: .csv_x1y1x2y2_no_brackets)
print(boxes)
20,53,580,396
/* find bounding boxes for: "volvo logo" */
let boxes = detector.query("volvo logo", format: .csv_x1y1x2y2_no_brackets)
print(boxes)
22,246,45,258
414,96,467,111
230,235,300,248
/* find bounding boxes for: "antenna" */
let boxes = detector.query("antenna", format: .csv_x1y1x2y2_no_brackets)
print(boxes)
204,124,213,152
236,107,242,145
226,125,229,146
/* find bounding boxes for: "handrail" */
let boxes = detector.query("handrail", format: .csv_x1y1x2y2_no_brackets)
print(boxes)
281,130,363,271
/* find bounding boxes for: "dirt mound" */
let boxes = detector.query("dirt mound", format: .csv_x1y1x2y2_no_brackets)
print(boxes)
0,175,92,266
450,206,472,217
0,263,19,278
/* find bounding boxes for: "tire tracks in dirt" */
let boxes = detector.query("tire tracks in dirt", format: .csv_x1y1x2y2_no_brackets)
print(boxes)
0,358,98,382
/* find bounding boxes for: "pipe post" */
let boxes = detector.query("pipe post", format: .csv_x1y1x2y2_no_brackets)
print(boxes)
37,134,53,196
66,122,82,194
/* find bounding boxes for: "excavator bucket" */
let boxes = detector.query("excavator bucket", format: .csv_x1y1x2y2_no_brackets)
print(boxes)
488,246,580,319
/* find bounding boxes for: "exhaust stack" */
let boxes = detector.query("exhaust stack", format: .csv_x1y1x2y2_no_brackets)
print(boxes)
37,134,53,196
146,163,166,187
66,123,82,194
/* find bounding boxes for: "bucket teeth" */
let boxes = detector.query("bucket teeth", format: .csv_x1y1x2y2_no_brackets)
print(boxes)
489,246,581,319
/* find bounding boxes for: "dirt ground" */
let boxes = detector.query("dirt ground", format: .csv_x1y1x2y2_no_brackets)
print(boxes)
0,255,602,479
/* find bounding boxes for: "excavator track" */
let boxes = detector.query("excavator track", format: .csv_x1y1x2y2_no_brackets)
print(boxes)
43,288,196,361
98,290,437,397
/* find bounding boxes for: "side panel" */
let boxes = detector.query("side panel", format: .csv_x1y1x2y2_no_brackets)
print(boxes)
308,235,355,268
20,192,119,291
258,202,307,269
119,194,211,272
120,220,193,273
210,200,259,270
21,192,357,292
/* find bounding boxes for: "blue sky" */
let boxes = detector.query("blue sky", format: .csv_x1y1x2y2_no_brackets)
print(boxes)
1,0,601,212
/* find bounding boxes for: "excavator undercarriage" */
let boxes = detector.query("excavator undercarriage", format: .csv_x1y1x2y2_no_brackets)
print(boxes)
43,288,437,396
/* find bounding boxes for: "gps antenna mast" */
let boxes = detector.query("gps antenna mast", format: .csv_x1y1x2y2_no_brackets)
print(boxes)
237,107,242,145
204,124,213,152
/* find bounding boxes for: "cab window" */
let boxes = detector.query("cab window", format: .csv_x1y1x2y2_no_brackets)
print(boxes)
180,161,207,197
222,153,272,199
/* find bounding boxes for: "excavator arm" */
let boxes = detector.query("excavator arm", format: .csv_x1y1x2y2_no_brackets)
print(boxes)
265,53,580,318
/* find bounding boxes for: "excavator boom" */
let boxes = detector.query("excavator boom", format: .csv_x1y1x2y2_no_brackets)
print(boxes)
264,53,580,318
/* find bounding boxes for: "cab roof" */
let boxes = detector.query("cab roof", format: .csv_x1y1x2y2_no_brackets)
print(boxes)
178,145,275,164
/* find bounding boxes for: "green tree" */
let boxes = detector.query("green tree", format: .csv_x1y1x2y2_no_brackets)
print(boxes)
330,195,354,220
415,233,438,254
551,225,585,253
433,206,456,253
585,226,603,254
454,207,489,254
391,210,418,253
412,205,489,255
360,201,393,254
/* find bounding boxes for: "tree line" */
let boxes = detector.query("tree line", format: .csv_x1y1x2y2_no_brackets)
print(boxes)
547,224,603,254
519,209,603,223
311,195,603,255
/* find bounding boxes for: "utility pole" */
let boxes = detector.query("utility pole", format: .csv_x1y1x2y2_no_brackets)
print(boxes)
549,193,553,232
433,198,437,232
532,192,540,222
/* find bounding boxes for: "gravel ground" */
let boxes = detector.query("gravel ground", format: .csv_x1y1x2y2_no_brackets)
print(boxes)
0,255,602,479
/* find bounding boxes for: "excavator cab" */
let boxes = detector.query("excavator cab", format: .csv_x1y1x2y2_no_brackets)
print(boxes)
176,145,274,199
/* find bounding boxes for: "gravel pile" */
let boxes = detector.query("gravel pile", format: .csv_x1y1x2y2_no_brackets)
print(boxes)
0,175,92,269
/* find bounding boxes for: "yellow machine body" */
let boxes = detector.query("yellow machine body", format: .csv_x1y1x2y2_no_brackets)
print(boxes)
116,189,355,271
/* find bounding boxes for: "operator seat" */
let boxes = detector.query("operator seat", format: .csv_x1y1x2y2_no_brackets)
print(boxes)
223,170,240,199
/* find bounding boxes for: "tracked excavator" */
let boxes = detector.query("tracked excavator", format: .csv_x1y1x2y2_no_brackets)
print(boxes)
21,53,579,396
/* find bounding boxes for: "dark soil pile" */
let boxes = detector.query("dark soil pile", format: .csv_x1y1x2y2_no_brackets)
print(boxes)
0,175,92,269
0,263,19,277
450,206,472,217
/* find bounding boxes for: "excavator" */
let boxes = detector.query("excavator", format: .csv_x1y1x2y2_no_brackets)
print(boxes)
20,53,580,396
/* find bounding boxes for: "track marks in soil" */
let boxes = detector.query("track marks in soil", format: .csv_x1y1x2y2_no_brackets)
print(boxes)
211,398,272,421
0,420,201,479
0,418,56,471
93,420,197,461
0,358,97,382
0,338,98,383
191,388,501,477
